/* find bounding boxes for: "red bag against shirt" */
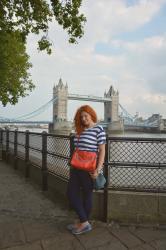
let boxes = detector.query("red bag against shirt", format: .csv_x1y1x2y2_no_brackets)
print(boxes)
70,149,97,172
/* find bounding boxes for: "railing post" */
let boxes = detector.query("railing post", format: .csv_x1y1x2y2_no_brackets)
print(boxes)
25,130,30,178
42,131,48,191
103,135,109,222
14,129,18,169
6,129,9,162
70,133,75,158
0,129,2,160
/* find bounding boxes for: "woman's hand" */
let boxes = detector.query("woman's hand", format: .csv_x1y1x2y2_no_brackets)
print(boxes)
89,169,98,179
90,144,105,180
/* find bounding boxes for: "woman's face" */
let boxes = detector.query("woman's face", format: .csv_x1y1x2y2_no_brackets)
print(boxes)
80,111,93,128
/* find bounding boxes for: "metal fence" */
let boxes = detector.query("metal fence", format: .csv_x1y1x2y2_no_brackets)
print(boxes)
1,130,71,187
107,137,166,192
1,129,166,193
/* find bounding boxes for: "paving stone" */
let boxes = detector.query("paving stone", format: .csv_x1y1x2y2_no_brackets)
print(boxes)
0,162,70,221
22,220,59,242
129,227,166,243
150,239,166,250
129,243,155,250
108,226,143,248
89,241,127,250
4,241,42,250
0,215,20,223
90,220,108,229
75,227,123,249
0,222,25,249
42,232,84,250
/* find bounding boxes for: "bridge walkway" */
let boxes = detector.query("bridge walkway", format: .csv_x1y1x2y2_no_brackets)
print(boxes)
0,161,166,250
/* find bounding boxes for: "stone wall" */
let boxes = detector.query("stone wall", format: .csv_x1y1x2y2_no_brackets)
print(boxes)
108,191,166,225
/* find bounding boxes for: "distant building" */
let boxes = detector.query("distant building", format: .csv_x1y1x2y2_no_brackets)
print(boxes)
160,119,166,131
147,114,161,123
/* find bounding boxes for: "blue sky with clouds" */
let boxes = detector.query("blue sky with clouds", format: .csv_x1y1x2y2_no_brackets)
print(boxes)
1,0,166,121
95,3,166,56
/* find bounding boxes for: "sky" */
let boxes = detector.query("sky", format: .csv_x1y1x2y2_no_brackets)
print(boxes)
1,0,166,122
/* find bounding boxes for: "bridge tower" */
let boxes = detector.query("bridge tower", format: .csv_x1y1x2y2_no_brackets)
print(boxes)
53,78,68,122
49,78,72,135
104,86,119,122
104,86,123,134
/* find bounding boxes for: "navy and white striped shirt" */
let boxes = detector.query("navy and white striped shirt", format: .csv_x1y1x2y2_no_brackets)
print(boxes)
74,125,106,152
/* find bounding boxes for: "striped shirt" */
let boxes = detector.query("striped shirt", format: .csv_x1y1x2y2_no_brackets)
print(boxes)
74,125,106,152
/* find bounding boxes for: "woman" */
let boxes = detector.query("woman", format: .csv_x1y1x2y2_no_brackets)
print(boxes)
67,105,106,235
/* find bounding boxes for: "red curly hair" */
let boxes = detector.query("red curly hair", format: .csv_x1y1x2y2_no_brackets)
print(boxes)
74,105,98,135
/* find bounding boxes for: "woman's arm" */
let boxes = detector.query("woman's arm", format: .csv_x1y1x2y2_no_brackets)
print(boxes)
90,144,105,179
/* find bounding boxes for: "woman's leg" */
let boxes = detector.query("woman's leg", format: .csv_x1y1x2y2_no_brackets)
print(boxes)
78,170,94,220
68,170,93,234
82,189,93,220
67,169,88,222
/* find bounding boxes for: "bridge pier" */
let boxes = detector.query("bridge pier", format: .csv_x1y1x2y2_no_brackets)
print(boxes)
107,120,124,134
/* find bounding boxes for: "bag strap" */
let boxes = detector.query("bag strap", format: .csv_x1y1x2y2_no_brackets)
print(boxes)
75,134,80,151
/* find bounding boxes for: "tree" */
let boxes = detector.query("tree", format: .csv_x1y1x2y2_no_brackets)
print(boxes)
0,31,34,106
0,0,86,106
0,0,86,54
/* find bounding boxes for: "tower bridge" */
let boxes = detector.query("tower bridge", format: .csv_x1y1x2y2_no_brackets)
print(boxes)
50,78,121,134
0,78,161,134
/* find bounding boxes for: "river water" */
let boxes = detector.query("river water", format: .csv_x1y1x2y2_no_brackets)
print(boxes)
16,126,166,138
114,131,166,139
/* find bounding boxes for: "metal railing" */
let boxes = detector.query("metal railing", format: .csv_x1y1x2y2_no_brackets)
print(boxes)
107,137,166,192
1,129,71,190
1,129,166,193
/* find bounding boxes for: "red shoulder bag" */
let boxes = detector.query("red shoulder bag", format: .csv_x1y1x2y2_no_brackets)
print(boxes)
70,136,97,172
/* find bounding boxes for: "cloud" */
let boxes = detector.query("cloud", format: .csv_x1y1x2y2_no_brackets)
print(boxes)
113,35,166,94
81,0,166,45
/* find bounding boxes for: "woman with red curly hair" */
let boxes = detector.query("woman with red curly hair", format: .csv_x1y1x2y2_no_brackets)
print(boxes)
67,105,106,235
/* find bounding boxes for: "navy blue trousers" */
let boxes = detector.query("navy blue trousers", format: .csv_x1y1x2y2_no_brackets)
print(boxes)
67,168,94,223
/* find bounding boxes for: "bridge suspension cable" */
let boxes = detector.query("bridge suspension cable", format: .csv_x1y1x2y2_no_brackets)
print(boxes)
0,97,57,122
119,103,135,120
14,97,57,121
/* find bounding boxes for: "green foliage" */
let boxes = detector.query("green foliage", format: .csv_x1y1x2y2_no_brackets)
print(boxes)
0,0,86,52
38,36,52,54
51,0,86,44
0,31,34,106
0,0,86,105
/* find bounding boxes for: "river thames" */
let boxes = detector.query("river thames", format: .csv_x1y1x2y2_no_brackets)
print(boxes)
16,126,166,138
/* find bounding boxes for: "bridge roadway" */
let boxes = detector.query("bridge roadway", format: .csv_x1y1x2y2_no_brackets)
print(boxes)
0,160,166,249
68,93,112,102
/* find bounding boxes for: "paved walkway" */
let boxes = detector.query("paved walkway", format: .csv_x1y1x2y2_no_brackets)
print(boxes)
0,161,166,250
